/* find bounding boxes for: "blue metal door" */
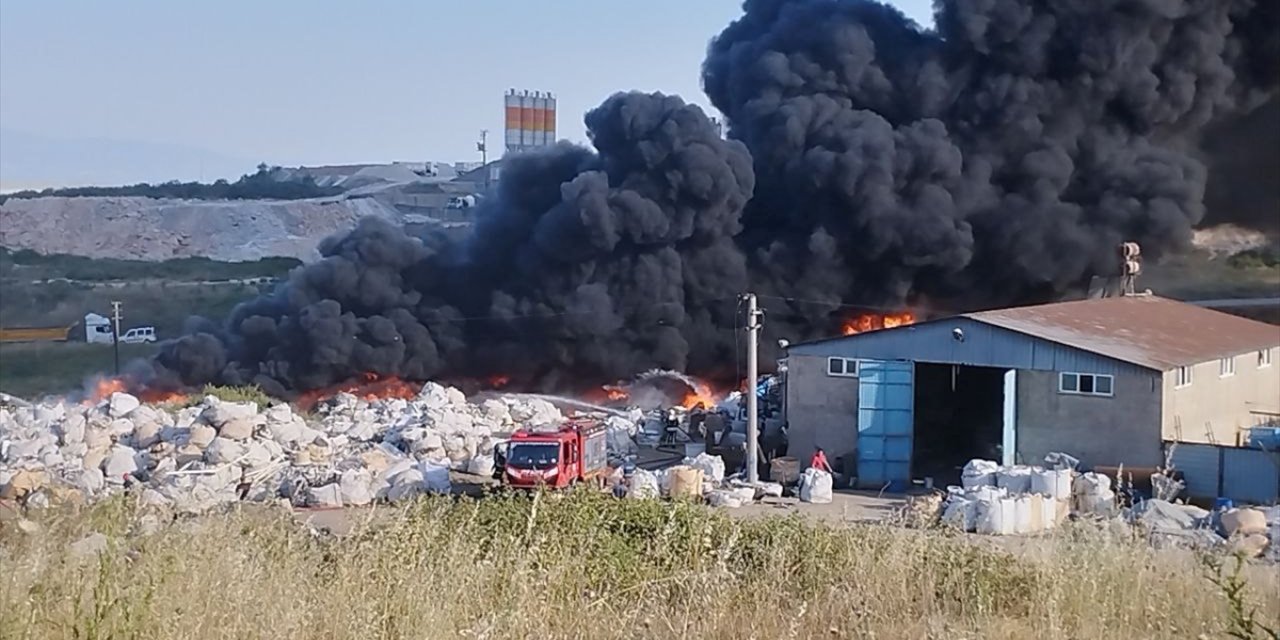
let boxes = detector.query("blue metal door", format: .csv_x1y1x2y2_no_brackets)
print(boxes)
857,360,914,489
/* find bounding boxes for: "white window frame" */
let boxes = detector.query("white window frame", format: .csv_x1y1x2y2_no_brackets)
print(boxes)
1175,366,1193,388
1260,349,1273,369
1219,356,1235,378
1058,372,1114,397
826,357,859,378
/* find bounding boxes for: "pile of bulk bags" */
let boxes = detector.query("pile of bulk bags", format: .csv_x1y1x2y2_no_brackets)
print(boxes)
942,457,1087,536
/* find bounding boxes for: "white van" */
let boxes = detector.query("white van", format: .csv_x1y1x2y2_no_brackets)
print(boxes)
119,326,157,344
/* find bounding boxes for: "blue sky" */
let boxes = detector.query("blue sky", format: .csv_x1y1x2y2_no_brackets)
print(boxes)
0,0,933,189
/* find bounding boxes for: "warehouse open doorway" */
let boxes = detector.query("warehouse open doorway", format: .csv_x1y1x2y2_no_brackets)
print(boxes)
912,363,1006,485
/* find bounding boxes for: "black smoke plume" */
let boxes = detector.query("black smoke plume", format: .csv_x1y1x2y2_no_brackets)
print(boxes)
148,1,1277,394
704,0,1278,337
151,92,754,393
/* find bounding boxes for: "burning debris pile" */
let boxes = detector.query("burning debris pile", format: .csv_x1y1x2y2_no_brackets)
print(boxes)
0,385,639,512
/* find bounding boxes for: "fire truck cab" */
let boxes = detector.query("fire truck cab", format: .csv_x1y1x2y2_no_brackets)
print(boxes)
499,419,609,489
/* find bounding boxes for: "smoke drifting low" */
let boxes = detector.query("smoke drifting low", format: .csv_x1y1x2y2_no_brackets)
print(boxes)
151,93,754,392
149,0,1277,394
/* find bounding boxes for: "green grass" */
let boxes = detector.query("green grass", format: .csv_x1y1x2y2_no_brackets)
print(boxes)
0,280,259,337
0,246,300,283
0,342,158,398
185,384,272,407
2,492,1276,639
1143,249,1280,300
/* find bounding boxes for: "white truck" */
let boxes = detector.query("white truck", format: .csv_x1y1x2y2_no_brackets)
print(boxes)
118,326,157,344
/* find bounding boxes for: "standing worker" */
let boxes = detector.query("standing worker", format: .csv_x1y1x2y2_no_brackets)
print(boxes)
810,447,833,474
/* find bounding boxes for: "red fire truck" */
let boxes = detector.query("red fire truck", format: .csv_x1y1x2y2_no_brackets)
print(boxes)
497,418,609,489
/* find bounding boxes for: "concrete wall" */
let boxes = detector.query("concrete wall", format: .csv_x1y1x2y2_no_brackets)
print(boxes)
1015,369,1164,467
784,354,859,471
1162,347,1280,445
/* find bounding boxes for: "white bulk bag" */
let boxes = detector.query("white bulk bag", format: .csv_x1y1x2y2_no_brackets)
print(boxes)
942,497,977,532
1041,497,1064,530
627,469,659,500
419,459,452,494
976,496,1016,535
1030,468,1073,500
757,482,784,498
729,486,756,504
1012,495,1033,534
683,453,726,484
996,466,1033,495
961,459,999,489
1073,471,1112,496
1221,508,1267,537
799,468,833,504
707,490,744,508
465,454,495,477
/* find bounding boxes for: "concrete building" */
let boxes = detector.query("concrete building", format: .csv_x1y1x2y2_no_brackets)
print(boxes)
782,295,1280,492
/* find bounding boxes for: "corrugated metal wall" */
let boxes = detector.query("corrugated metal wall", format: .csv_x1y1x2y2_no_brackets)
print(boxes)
789,317,1149,376
1222,448,1280,504
1167,441,1280,503
1168,443,1221,498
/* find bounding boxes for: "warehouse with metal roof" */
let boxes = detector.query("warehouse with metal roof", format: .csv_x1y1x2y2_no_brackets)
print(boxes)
780,295,1280,499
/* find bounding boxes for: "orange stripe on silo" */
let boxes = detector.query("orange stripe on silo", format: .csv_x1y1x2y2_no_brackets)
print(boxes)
520,106,534,128
544,105,556,139
505,106,522,129
531,107,546,132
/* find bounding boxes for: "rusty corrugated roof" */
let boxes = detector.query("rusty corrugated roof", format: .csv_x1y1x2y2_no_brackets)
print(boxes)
964,295,1280,371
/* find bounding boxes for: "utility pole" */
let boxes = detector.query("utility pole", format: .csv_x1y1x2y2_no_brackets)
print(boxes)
477,129,489,190
110,301,122,376
743,293,763,484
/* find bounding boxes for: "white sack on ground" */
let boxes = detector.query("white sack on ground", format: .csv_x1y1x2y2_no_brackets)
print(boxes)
961,459,999,489
996,466,1033,494
799,468,833,504
627,468,659,499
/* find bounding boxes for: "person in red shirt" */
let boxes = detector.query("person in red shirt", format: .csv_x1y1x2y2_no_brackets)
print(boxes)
810,447,833,473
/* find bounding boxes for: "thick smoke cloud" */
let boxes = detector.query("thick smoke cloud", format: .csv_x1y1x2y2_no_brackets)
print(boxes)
152,92,754,393
149,1,1276,393
704,0,1278,335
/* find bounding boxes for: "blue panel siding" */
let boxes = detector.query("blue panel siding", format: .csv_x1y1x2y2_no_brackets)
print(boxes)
790,317,1147,376
1222,448,1280,504
1168,443,1221,499
1168,442,1280,503
857,360,914,489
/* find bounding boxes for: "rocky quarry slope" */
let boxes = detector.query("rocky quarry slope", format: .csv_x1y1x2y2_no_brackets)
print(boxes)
0,195,400,262
0,383,640,512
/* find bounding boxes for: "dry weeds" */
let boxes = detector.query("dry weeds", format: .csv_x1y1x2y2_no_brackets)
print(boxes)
1,491,1276,639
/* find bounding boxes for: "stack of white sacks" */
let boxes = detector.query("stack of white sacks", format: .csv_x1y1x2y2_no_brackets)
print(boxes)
623,451,782,508
943,458,1110,535
0,382,643,513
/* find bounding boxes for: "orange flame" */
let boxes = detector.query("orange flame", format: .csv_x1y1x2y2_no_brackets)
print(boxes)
605,387,629,401
488,375,511,389
88,378,128,403
84,377,189,406
680,381,716,409
138,388,189,404
295,373,418,411
841,311,916,336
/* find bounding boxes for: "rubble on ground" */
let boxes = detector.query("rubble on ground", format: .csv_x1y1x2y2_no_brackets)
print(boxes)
0,383,613,513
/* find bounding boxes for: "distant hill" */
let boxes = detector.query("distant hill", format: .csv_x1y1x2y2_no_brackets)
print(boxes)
0,128,252,192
